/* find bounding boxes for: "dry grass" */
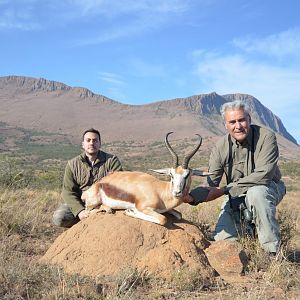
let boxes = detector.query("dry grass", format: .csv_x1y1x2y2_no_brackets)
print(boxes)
178,178,300,299
0,161,299,299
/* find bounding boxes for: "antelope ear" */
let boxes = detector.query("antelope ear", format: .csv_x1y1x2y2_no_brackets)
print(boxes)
191,169,214,177
149,168,171,175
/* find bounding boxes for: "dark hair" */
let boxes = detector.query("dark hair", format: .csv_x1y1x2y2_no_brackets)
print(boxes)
82,128,101,141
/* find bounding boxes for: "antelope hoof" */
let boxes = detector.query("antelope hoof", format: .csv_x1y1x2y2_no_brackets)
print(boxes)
100,205,114,214
168,209,182,220
106,207,115,214
90,208,102,214
124,208,134,216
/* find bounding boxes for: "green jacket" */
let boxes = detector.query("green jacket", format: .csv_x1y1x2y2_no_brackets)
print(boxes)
208,125,282,197
62,150,122,216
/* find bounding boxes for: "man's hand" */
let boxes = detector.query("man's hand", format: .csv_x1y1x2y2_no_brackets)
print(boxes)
206,187,225,201
188,187,209,206
183,193,195,203
78,210,89,220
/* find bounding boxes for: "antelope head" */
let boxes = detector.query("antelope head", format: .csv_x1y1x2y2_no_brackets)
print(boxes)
150,132,211,198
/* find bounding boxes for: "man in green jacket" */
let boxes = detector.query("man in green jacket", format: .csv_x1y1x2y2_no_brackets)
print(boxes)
190,100,286,255
53,128,122,227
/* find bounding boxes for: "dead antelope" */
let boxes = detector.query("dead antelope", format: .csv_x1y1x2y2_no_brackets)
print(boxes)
81,132,210,225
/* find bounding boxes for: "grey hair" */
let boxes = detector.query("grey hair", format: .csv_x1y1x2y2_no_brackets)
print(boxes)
220,100,250,120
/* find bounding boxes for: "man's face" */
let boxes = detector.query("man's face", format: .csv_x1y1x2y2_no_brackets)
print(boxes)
224,108,251,143
82,132,101,156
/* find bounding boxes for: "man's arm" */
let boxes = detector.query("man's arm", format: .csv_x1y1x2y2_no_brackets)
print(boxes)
207,142,226,187
189,186,226,205
61,163,85,217
108,155,123,172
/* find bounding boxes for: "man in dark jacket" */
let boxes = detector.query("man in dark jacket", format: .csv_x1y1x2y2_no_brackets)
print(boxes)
190,100,286,255
53,128,122,227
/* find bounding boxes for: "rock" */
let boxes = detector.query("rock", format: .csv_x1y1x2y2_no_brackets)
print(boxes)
40,211,214,281
205,240,249,283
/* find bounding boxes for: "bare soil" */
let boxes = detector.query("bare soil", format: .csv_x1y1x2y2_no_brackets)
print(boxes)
41,211,215,282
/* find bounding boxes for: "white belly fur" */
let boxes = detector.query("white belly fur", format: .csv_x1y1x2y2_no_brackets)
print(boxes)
100,190,135,210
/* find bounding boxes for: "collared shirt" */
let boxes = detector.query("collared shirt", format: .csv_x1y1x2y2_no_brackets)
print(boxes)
62,150,122,216
207,125,282,197
230,138,247,182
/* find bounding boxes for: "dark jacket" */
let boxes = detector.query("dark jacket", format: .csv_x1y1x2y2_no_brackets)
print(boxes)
62,150,122,216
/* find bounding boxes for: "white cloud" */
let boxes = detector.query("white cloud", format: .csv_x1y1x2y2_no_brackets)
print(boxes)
0,3,39,31
233,27,300,58
192,47,300,143
193,50,300,111
97,71,127,101
128,58,166,78
73,16,157,46
192,27,300,135
0,0,193,46
98,71,125,86
72,0,192,46
70,0,189,17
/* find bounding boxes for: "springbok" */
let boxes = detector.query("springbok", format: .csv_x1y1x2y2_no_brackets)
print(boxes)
81,132,210,225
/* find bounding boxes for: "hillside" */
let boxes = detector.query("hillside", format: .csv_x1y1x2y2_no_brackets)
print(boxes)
0,75,299,159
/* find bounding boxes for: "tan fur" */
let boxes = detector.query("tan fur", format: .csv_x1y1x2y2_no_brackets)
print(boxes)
81,170,195,225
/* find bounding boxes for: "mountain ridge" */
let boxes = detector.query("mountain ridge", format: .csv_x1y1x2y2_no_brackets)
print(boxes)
0,75,298,159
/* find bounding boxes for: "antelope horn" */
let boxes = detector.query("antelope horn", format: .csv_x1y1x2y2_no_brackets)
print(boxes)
165,132,179,168
182,134,202,169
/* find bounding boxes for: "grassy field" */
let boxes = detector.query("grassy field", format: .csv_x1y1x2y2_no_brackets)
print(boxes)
0,137,299,299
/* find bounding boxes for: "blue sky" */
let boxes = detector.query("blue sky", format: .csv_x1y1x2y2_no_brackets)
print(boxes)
1,0,300,144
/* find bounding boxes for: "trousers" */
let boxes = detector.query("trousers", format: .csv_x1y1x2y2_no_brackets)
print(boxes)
213,180,286,253
52,203,79,228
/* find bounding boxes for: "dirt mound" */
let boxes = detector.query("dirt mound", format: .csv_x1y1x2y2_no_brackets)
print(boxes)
41,211,215,281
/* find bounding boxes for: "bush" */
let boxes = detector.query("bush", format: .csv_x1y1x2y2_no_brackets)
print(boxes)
0,156,64,190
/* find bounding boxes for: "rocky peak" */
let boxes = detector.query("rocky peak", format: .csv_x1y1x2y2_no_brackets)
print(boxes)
159,92,297,144
0,75,120,105
72,87,95,98
0,75,70,92
0,75,298,147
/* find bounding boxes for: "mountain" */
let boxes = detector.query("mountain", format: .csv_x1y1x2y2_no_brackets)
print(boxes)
0,75,299,159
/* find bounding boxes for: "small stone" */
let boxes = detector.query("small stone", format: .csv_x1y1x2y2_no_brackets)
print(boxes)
205,240,249,283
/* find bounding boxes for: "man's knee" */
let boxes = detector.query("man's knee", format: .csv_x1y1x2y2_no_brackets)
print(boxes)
53,208,65,227
246,185,277,213
214,202,239,241
52,209,65,226
246,185,268,203
52,204,77,228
